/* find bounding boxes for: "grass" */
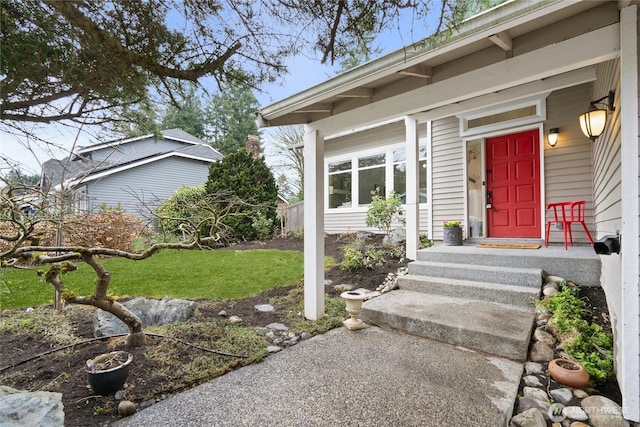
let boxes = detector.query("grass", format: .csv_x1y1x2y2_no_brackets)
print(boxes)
1,249,304,310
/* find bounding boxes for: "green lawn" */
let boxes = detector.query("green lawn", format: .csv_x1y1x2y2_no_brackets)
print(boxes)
0,249,304,310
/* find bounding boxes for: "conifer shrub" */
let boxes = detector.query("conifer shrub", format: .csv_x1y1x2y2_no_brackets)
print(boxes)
205,149,278,241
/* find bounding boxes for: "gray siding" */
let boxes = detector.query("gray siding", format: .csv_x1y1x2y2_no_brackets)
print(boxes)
324,121,405,157
592,59,625,398
544,84,596,244
431,117,464,240
89,138,188,164
593,59,622,237
85,157,211,219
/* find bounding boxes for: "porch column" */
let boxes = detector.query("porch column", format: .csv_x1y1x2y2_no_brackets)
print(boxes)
303,126,325,320
405,116,419,260
620,4,640,422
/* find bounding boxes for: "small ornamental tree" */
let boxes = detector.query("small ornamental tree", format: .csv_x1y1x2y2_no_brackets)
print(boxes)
156,185,208,235
365,188,405,236
205,149,278,241
0,183,244,347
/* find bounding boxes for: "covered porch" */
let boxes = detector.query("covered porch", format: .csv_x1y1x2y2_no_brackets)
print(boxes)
258,0,639,422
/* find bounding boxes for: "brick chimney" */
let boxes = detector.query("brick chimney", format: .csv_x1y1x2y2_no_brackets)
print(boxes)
245,135,261,159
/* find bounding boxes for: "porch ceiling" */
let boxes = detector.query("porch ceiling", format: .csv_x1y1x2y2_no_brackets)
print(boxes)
257,0,613,130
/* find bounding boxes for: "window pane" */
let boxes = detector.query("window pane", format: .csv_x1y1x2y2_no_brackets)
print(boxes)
358,154,385,168
394,163,406,196
329,172,351,208
419,145,428,160
393,148,406,163
329,160,351,173
359,166,385,206
419,159,428,203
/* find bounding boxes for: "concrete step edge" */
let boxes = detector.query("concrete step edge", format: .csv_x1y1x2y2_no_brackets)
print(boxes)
408,260,543,275
361,291,534,360
398,275,541,295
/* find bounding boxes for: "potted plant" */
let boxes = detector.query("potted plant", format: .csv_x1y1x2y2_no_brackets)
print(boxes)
443,221,463,246
548,358,590,388
85,351,133,396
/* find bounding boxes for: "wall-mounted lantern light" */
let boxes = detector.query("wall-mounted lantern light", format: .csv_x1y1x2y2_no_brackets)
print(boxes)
578,90,615,141
547,128,559,147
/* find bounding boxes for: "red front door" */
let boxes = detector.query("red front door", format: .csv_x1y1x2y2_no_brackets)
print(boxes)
486,130,541,238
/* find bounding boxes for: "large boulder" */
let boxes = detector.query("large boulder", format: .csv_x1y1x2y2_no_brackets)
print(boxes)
93,297,196,337
0,386,64,427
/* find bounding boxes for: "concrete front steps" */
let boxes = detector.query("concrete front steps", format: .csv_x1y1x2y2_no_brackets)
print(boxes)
361,244,548,361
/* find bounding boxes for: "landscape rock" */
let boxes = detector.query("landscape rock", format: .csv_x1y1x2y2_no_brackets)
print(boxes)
266,322,288,332
517,396,550,415
217,310,227,317
118,400,137,416
254,304,275,312
544,275,565,284
529,341,554,362
523,386,550,402
562,406,588,421
524,362,544,375
267,346,282,353
0,386,64,427
510,408,547,427
581,395,629,427
300,332,312,340
383,227,405,245
228,316,243,323
93,297,196,337
572,389,589,399
533,328,557,346
523,375,543,387
550,388,573,405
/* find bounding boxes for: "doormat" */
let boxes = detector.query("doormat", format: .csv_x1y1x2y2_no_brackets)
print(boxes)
476,243,541,249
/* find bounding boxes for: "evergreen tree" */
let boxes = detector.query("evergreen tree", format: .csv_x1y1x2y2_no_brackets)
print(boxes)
205,149,277,240
205,83,260,154
162,89,206,139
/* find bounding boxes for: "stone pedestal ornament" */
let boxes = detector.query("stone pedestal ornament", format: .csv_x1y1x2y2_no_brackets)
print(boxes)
340,291,367,330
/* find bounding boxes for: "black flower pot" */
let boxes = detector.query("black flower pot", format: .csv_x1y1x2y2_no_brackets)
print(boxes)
85,351,133,396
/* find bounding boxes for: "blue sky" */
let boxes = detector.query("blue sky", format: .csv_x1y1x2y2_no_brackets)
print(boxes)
1,7,436,176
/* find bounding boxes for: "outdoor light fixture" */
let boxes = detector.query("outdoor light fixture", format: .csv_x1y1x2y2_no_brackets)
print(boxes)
578,90,615,141
547,128,559,147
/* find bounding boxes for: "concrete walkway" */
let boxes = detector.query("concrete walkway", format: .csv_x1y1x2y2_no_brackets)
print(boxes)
115,326,523,427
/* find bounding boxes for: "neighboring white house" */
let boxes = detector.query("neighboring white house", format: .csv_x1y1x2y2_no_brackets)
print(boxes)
258,0,639,422
41,128,222,219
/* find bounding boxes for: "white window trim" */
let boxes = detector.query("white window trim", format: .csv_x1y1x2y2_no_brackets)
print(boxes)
325,142,428,212
457,93,549,138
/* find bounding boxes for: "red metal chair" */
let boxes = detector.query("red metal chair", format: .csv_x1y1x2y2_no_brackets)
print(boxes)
545,200,594,250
